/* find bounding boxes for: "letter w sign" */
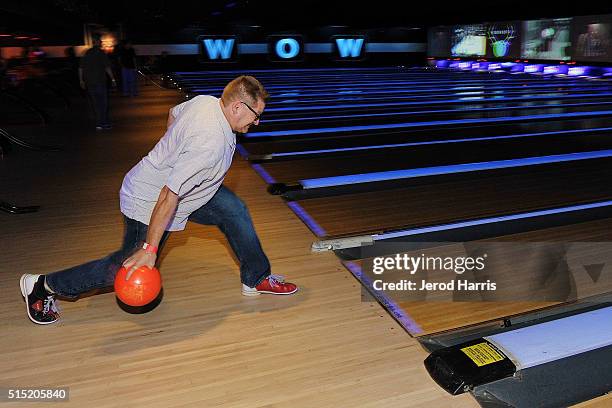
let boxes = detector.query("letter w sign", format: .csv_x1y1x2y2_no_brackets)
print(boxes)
332,35,367,61
198,35,239,63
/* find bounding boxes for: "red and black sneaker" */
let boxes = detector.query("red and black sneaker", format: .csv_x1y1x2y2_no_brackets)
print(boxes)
20,274,60,325
242,274,298,296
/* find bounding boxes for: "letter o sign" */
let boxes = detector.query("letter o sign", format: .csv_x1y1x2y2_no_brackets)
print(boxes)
275,38,300,59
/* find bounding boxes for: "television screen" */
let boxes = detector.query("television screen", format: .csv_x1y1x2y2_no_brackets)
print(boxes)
428,26,451,57
452,24,487,57
486,21,520,59
522,18,572,60
572,15,612,62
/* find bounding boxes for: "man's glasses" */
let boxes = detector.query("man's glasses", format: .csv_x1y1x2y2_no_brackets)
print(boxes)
240,101,261,122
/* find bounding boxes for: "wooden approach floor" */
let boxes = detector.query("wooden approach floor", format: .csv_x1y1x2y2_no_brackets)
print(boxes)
1,86,482,407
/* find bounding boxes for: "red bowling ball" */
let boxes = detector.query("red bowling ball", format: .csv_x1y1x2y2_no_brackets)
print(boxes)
114,266,162,307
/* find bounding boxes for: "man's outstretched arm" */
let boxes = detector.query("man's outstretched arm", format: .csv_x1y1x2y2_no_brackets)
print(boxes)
122,185,178,279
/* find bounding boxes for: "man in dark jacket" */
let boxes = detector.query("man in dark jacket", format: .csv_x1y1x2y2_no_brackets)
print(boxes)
79,35,117,130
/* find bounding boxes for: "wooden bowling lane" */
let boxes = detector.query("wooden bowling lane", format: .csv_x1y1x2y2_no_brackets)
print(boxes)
175,66,612,96
342,216,612,336
256,86,612,112
258,78,610,95
172,69,510,84
253,133,612,186
245,110,612,148
255,99,612,132
255,91,612,123
175,69,602,89
185,78,611,97
285,159,612,239
240,119,612,159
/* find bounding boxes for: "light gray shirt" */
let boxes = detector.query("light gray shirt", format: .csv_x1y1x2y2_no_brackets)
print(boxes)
120,95,235,231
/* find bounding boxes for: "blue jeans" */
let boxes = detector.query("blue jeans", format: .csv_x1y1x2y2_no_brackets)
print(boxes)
87,83,109,126
46,186,271,298
121,68,138,96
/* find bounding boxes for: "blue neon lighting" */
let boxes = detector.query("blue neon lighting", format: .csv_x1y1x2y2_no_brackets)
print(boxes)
366,43,425,52
261,100,612,125
261,86,611,106
235,144,250,159
188,82,606,99
543,65,568,75
174,67,400,74
568,67,588,76
176,73,587,85
304,43,333,53
336,38,365,58
300,149,612,189
373,200,612,241
525,64,544,73
203,39,235,60
251,164,276,184
185,78,599,93
275,38,300,59
246,110,612,138
179,74,581,83
270,127,612,158
238,44,268,54
261,91,612,113
256,81,606,99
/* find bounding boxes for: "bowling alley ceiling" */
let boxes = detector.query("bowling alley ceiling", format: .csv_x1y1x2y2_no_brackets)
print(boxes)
1,1,612,44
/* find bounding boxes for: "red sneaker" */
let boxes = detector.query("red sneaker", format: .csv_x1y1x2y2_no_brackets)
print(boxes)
242,274,298,296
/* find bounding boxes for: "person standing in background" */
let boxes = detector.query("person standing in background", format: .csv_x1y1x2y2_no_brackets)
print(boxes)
79,35,117,130
119,40,138,97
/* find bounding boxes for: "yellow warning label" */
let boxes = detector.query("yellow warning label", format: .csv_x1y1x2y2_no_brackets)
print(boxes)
461,342,505,367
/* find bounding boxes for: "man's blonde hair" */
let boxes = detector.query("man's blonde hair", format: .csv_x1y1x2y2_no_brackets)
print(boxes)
221,75,269,105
